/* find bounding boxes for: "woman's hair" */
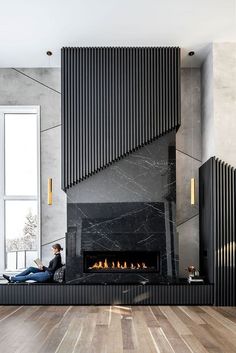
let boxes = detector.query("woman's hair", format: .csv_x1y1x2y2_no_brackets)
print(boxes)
52,243,63,251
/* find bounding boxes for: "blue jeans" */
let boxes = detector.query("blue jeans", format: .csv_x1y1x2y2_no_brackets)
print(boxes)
11,266,53,283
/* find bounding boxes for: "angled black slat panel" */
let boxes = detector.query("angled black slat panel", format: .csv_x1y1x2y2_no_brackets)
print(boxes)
199,156,236,306
61,47,181,190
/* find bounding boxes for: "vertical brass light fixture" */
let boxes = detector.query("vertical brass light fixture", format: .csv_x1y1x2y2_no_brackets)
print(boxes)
48,178,53,205
191,177,195,205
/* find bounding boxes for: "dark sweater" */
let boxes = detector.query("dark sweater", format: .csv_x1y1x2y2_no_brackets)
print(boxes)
43,253,62,274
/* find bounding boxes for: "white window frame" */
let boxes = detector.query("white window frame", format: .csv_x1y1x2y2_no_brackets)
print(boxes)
0,106,41,273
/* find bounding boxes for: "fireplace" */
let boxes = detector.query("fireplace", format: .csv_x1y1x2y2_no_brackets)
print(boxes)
84,251,160,273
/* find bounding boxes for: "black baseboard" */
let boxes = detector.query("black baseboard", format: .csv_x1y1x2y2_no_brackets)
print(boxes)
0,283,213,305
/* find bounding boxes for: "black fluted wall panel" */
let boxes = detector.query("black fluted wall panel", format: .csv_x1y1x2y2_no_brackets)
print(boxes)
200,157,236,306
61,47,180,190
0,284,213,305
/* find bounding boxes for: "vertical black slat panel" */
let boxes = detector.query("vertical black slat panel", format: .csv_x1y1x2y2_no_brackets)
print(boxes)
170,48,173,130
131,48,137,151
107,48,111,164
177,48,181,127
120,48,124,156
150,48,154,139
159,48,163,135
127,48,131,150
147,48,151,141
163,48,166,133
219,160,223,305
112,49,115,161
156,48,160,136
228,165,232,304
133,48,136,148
61,47,181,189
68,49,73,186
79,48,83,180
215,158,219,305
71,48,74,185
85,48,89,176
114,48,118,160
97,49,101,170
225,163,229,305
168,47,171,131
0,284,213,305
123,48,127,154
153,48,157,137
222,161,226,305
144,48,148,143
94,49,98,172
117,48,121,158
201,157,236,306
138,48,142,146
73,48,77,184
107,48,111,165
76,48,80,180
130,48,134,150
103,48,107,167
165,47,169,132
61,48,66,189
81,49,85,177
91,48,95,174
88,48,91,175
233,169,236,305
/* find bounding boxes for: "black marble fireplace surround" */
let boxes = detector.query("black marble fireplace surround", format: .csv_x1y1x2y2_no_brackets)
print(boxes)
66,132,178,284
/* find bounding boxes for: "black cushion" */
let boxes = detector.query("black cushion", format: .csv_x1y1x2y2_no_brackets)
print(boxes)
53,265,66,283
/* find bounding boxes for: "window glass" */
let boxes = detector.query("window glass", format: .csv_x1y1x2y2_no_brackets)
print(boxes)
5,114,37,196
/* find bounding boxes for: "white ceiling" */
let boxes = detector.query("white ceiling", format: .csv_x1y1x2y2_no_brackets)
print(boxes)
0,0,235,68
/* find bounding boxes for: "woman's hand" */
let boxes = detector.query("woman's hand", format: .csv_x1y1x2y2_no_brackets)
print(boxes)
39,265,44,271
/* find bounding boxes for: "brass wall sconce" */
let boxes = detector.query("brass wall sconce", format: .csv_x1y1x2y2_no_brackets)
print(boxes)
191,177,195,205
48,178,53,205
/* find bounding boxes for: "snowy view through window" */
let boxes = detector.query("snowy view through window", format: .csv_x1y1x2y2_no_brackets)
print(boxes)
4,113,39,270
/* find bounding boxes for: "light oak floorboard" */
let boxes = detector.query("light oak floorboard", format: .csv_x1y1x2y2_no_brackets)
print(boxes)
0,306,235,353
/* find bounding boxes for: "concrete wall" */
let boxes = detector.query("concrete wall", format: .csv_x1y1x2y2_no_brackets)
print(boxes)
177,68,201,276
202,43,236,167
0,68,66,265
0,67,201,276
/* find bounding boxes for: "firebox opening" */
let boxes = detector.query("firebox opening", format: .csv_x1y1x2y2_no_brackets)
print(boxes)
84,251,160,273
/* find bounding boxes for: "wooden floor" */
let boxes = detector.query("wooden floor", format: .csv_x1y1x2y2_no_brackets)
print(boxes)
0,306,236,353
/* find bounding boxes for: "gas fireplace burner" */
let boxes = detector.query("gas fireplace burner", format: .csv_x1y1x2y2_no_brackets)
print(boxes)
84,251,160,273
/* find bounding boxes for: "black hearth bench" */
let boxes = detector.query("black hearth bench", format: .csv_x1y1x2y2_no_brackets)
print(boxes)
0,283,213,305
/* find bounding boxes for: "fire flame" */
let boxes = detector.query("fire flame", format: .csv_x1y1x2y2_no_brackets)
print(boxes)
88,259,148,270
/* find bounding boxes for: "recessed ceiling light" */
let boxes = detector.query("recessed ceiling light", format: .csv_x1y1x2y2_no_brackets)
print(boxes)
188,51,195,56
46,51,53,56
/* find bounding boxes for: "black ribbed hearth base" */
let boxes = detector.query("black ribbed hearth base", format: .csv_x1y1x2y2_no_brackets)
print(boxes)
0,284,213,305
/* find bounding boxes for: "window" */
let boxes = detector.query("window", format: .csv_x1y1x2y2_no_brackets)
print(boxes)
0,106,40,272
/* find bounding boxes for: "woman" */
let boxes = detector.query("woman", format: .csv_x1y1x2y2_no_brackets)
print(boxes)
3,243,63,283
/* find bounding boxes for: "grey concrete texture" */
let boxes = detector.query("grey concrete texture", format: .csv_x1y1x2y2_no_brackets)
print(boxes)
177,68,201,161
176,150,200,226
17,68,61,93
0,68,66,265
41,126,67,246
0,68,61,131
202,43,236,168
41,238,66,267
177,215,199,277
213,43,236,168
201,44,215,164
